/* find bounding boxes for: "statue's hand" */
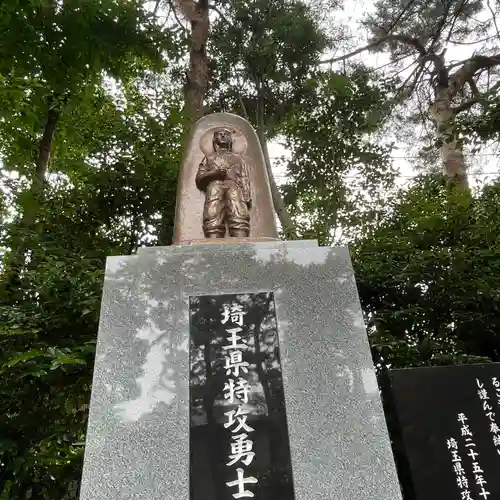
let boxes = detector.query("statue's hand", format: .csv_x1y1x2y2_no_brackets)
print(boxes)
206,168,226,181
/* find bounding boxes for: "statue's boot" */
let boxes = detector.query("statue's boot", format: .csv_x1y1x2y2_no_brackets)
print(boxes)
229,229,250,237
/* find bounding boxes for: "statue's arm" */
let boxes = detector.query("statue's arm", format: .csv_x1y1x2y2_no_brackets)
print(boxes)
196,157,225,191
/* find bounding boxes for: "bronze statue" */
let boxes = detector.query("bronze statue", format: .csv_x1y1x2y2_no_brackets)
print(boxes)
172,113,277,243
196,128,251,238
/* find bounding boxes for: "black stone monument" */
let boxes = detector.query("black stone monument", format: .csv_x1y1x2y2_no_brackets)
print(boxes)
390,363,500,500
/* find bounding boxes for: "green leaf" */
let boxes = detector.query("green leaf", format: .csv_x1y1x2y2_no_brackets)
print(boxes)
5,349,46,367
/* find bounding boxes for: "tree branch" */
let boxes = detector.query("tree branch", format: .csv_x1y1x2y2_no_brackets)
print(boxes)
468,77,480,98
237,93,249,121
392,58,420,79
451,99,479,114
208,4,232,25
445,0,465,43
448,54,500,98
320,34,426,65
400,62,425,97
153,0,162,15
391,34,427,56
384,0,419,33
168,0,189,32
429,0,454,51
448,35,498,45
421,51,449,88
369,53,414,73
486,0,500,39
319,39,383,65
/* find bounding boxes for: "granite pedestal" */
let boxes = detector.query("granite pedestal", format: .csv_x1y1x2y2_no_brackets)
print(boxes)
80,241,402,500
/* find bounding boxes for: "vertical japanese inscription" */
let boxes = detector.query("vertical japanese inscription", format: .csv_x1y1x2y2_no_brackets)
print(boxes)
447,413,490,499
221,303,257,498
476,378,500,453
189,293,295,500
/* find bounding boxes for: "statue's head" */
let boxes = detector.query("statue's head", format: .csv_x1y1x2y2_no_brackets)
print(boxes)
213,128,233,152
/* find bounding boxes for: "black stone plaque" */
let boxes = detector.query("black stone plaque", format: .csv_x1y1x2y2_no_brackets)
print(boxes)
390,363,500,500
189,292,295,500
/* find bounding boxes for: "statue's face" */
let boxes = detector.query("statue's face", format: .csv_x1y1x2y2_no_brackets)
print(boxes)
213,129,232,149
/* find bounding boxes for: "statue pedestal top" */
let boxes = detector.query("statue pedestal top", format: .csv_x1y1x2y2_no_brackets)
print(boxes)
178,236,279,246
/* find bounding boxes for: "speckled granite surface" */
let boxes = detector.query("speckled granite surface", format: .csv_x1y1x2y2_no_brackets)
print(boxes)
79,242,401,500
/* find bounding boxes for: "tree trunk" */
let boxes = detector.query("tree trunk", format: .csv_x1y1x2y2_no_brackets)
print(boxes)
430,94,469,189
255,124,297,239
184,0,209,127
158,216,174,246
157,0,209,247
23,106,60,227
4,106,59,292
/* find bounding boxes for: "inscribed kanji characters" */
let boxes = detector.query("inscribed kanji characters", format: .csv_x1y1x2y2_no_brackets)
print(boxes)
226,468,258,499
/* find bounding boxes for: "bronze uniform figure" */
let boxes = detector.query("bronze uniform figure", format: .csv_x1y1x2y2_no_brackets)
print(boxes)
196,128,251,238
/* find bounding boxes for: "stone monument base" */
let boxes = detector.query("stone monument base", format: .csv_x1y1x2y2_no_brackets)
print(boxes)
80,240,402,500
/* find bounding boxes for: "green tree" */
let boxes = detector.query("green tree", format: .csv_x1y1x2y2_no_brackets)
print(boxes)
456,81,500,146
353,175,500,370
0,0,171,285
280,68,397,244
207,0,330,236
